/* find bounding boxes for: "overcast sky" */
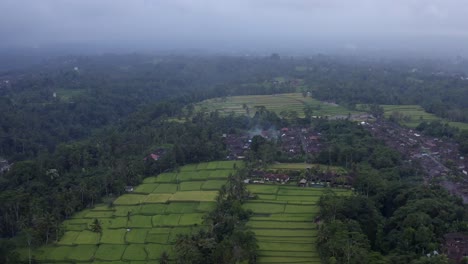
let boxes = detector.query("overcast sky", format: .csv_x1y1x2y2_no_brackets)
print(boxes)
2,0,468,56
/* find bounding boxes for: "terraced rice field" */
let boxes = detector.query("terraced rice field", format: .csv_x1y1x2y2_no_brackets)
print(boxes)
245,184,351,264
198,93,362,118
381,105,468,130
23,161,242,263
270,163,347,174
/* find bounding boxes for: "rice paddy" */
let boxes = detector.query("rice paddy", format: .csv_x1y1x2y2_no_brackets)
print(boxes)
23,161,242,263
244,184,351,264
197,93,362,118
380,105,468,130
269,163,347,174
21,159,348,263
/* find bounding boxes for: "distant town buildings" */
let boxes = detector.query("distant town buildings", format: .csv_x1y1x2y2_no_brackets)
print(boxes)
0,158,11,174
443,233,468,263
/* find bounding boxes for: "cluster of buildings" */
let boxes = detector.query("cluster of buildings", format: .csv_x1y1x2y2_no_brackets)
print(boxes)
224,127,324,160
247,170,291,184
279,127,322,157
0,158,11,174
443,233,468,263
365,120,468,201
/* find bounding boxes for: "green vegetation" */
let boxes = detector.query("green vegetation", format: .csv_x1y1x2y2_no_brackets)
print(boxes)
245,185,349,264
377,105,468,130
269,163,347,174
198,93,362,118
314,121,468,264
17,161,241,263
174,168,258,264
3,54,468,264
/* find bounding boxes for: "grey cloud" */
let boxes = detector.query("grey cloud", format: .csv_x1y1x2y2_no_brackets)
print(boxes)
1,0,468,56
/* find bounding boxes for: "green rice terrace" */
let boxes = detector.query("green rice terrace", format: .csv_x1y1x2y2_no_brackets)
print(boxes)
245,185,350,264
197,93,363,118
18,160,350,263
380,105,468,130
269,163,347,174
20,161,241,263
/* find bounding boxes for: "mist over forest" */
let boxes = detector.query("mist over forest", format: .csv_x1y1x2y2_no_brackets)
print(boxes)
3,1,468,264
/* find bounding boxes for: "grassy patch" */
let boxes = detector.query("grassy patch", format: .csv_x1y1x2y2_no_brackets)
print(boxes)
113,206,141,217
113,194,148,205
276,195,320,203
140,204,167,215
128,215,153,228
145,193,172,203
154,173,177,183
62,218,89,230
206,161,219,170
46,246,74,261
196,202,216,212
143,176,158,183
100,229,127,244
91,204,115,211
217,160,240,169
284,204,319,214
153,183,178,194
256,194,277,200
56,231,80,245
176,171,202,181
180,164,198,171
94,244,127,261
201,180,225,190
243,202,285,214
208,169,232,179
250,214,315,222
247,185,279,194
169,191,218,202
196,162,210,170
277,188,324,196
74,230,101,244
253,228,317,237
148,227,172,234
178,213,205,226
247,221,315,229
145,232,170,244
84,210,114,218
125,228,149,243
122,244,147,261
257,241,315,252
67,245,98,261
105,217,128,229
152,214,182,227
165,202,200,214
134,183,159,194
179,181,203,191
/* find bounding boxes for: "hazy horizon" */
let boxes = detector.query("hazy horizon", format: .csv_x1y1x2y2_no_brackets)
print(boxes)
2,0,468,57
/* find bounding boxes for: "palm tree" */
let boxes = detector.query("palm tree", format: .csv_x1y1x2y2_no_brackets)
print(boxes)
159,251,169,264
90,218,102,233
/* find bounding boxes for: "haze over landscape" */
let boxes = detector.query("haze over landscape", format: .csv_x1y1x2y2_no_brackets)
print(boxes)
1,0,468,56
4,1,468,264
